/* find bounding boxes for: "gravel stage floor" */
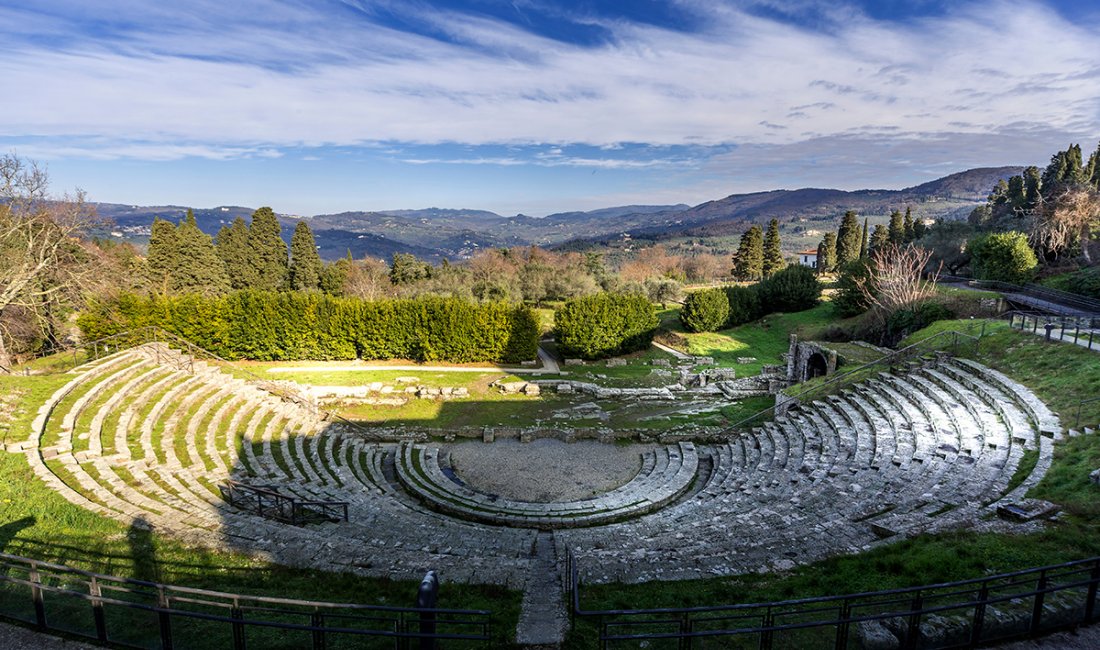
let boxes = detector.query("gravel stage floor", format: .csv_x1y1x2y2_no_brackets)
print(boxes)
445,438,654,502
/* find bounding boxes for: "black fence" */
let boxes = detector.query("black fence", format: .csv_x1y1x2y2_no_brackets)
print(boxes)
567,548,1100,649
955,278,1100,316
1006,311,1100,350
218,481,349,526
0,552,492,649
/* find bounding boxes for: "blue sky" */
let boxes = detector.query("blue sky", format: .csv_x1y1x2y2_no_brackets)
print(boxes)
2,0,1099,216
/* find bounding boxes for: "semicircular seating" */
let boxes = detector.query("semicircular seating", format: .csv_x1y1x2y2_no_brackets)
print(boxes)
11,341,1061,589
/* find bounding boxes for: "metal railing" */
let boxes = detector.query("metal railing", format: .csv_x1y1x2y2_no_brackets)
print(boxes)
567,546,1100,649
965,279,1100,316
1006,311,1100,351
218,480,349,526
0,552,492,649
724,329,980,432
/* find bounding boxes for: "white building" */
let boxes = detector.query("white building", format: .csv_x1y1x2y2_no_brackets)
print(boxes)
798,249,818,269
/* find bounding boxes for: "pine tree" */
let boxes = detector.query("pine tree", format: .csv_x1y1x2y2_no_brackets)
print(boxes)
1024,166,1043,208
174,209,230,295
146,217,180,290
762,219,785,276
247,207,288,291
887,210,905,245
733,226,764,281
859,218,869,259
215,217,259,291
870,224,889,253
389,253,432,285
903,207,915,243
817,232,837,274
289,221,323,291
835,211,862,266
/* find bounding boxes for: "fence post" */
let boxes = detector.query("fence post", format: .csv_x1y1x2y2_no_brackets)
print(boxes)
158,585,173,650
417,571,439,650
1087,560,1100,623
970,583,989,647
29,562,46,630
1044,323,1054,341
231,599,246,650
91,575,108,643
1030,570,1048,637
835,599,851,650
311,611,325,650
904,594,922,650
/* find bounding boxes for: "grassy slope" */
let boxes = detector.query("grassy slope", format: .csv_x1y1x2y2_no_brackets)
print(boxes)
570,317,1100,628
0,373,521,645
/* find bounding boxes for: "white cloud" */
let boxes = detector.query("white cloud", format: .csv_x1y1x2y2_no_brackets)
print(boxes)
0,1,1097,161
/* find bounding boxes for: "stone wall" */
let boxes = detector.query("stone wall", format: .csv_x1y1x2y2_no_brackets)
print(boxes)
786,335,839,383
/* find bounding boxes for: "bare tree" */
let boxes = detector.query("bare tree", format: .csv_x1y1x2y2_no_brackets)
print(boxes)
1030,186,1100,263
0,154,97,369
854,243,938,318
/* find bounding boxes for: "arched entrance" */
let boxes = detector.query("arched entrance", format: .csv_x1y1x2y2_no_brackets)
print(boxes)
806,352,828,380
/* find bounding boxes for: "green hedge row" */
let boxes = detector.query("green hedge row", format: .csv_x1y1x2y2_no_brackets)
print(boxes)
77,291,539,363
680,266,822,332
554,293,658,359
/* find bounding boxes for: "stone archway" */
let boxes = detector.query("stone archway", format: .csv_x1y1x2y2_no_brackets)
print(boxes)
806,352,829,379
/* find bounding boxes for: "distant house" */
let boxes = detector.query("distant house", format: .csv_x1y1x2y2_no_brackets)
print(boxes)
798,249,818,269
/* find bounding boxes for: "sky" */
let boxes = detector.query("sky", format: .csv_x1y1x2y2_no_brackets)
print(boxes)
2,0,1100,216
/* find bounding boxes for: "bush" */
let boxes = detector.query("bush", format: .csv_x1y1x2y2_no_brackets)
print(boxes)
680,288,730,333
756,264,821,312
885,301,956,344
967,231,1038,284
77,291,539,363
832,260,873,318
723,285,763,327
1044,266,1100,299
554,293,658,360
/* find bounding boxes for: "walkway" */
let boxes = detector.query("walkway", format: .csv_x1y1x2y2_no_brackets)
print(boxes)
651,340,692,360
1016,326,1100,354
268,344,562,376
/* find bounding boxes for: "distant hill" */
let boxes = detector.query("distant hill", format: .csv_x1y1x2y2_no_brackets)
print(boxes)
90,168,1019,261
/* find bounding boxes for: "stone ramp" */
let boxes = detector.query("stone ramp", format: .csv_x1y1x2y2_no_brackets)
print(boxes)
515,531,568,647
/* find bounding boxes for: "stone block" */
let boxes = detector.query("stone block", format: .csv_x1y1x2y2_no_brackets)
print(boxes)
857,620,900,650
482,428,495,443
606,358,627,367
522,383,541,396
497,381,527,394
737,357,757,364
996,499,1060,522
563,358,586,366
1090,468,1100,486
651,359,671,367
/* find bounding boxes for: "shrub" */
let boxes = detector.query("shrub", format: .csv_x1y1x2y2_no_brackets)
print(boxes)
967,231,1038,284
756,264,821,312
680,288,730,333
554,293,658,360
832,259,873,318
885,301,956,344
723,285,763,327
76,291,538,363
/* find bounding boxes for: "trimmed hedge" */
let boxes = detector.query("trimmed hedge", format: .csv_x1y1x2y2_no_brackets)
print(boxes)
554,293,658,360
680,288,730,333
76,291,539,363
723,285,763,327
756,264,822,312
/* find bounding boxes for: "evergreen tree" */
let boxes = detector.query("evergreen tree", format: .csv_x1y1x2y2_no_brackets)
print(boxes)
247,206,288,291
870,224,889,253
818,232,837,274
1024,166,1043,208
215,217,259,291
174,209,231,295
762,218,784,276
887,210,905,245
390,253,432,285
835,211,862,266
903,207,915,243
146,217,180,290
1006,175,1026,211
321,251,353,295
288,221,323,291
1085,143,1100,189
859,218,869,259
733,225,765,281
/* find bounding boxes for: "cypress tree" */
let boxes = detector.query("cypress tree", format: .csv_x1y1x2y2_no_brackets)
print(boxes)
215,217,259,291
1024,166,1043,207
859,218,869,259
870,224,889,253
888,209,905,245
762,218,785,276
903,207,915,243
818,232,837,274
733,225,765,281
835,211,862,266
289,221,323,291
174,209,231,295
147,217,181,290
247,207,288,291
